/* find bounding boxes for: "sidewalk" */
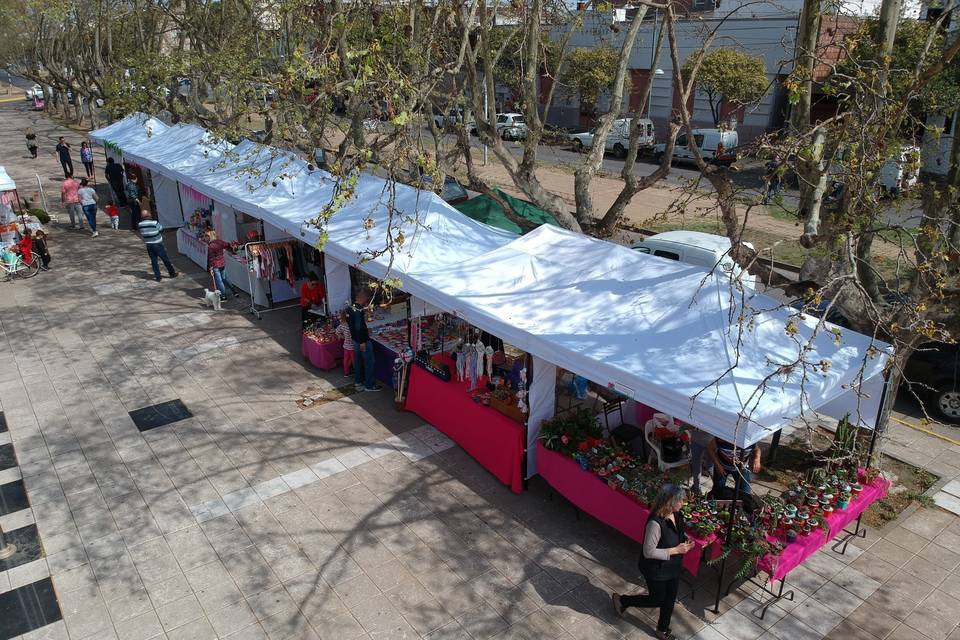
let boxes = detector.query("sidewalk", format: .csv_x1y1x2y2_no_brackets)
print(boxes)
0,100,958,640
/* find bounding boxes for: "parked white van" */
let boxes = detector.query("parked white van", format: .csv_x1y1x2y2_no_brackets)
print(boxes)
653,128,738,165
632,230,757,289
569,118,656,158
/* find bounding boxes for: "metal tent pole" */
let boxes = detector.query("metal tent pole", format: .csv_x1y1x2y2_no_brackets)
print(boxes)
713,472,742,613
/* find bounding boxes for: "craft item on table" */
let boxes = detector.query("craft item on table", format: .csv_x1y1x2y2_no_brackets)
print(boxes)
455,343,466,381
474,342,485,380
517,366,528,414
303,320,339,344
466,343,479,391
485,345,494,378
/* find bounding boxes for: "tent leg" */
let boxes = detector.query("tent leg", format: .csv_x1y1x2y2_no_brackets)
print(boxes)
767,430,782,464
713,473,742,613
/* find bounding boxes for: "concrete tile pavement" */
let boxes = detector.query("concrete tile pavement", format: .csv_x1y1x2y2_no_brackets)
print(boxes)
2,101,960,640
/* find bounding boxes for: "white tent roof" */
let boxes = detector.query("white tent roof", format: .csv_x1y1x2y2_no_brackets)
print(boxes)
88,113,168,152
94,116,887,445
406,225,889,446
137,137,515,273
0,166,15,192
120,123,231,176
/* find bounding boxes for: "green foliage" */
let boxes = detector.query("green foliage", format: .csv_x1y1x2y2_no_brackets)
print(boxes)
841,18,960,115
563,47,631,111
681,48,768,125
539,408,603,455
28,208,49,224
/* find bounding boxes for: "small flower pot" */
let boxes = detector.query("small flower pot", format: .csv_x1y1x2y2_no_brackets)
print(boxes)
785,529,798,543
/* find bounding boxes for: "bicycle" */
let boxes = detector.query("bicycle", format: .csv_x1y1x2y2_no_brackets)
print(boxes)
1,251,41,280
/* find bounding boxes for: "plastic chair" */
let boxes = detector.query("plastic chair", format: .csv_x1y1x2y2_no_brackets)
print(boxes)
644,418,692,472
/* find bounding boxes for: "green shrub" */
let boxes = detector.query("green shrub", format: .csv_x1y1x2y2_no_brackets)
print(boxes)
28,208,49,223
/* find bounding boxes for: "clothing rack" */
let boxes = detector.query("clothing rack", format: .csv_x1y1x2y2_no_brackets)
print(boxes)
243,240,302,320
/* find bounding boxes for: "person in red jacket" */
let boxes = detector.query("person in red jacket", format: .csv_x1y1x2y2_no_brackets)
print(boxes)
204,230,238,300
300,271,325,326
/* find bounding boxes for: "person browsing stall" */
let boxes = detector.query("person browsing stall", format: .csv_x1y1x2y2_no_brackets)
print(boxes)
335,310,355,376
709,437,761,497
345,289,382,392
611,484,693,639
300,271,326,326
204,230,238,300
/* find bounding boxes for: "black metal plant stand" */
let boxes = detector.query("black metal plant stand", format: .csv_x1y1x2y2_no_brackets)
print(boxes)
710,388,887,616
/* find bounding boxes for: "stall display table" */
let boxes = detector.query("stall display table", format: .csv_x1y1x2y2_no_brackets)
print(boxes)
405,354,524,493
371,339,399,387
302,335,344,371
176,228,208,269
536,442,714,574
759,475,890,581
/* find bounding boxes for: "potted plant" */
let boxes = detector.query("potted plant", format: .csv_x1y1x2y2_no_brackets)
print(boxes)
785,528,798,543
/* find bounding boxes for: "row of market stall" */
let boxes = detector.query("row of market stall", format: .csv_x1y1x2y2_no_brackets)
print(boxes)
90,114,892,609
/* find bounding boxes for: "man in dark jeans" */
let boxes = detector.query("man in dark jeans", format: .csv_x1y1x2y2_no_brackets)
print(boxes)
346,289,382,392
104,157,127,205
55,137,74,178
136,208,178,281
125,172,143,229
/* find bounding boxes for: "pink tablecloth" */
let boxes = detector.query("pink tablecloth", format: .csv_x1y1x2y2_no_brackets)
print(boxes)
536,443,714,575
301,335,343,371
759,476,890,581
405,355,524,493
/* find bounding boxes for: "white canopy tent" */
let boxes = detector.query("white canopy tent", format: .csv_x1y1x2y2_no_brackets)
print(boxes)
405,225,889,452
0,166,15,192
88,116,889,468
89,113,169,163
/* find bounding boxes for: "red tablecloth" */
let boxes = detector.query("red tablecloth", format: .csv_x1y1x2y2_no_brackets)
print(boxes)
405,355,524,493
759,476,890,581
301,335,344,371
536,443,715,575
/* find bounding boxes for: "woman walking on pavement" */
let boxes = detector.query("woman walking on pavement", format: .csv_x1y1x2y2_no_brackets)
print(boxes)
25,129,38,159
611,484,692,640
77,178,99,237
80,141,94,178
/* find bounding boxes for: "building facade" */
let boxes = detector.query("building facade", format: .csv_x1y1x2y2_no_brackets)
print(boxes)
545,0,804,144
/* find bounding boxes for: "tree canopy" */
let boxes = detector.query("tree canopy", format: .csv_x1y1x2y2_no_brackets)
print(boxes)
681,47,769,125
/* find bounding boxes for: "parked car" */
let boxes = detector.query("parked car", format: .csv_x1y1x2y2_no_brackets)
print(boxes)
903,341,960,423
790,294,960,424
878,146,920,196
654,128,738,165
433,108,473,130
472,113,528,140
632,230,757,289
24,84,43,100
569,118,656,158
405,169,469,205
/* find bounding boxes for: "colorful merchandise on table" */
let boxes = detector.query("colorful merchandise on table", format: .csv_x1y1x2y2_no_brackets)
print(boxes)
303,319,339,344
539,411,886,581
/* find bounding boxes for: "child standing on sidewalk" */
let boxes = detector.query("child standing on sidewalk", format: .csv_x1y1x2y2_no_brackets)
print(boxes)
105,201,120,230
335,311,355,376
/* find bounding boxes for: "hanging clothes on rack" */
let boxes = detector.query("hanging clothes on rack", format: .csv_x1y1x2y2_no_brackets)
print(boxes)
246,240,308,285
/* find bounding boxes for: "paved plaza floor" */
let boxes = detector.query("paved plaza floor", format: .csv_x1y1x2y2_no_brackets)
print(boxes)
1,99,959,640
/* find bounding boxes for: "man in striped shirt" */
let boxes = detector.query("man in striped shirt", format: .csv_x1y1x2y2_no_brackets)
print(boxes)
137,208,178,282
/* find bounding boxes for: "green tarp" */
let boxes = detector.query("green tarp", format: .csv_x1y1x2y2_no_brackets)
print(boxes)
454,189,558,235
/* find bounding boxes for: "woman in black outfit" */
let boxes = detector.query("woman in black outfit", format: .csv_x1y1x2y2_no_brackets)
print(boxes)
612,484,692,640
